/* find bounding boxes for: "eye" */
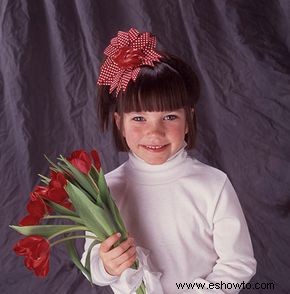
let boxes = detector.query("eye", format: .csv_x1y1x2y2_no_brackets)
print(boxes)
164,114,178,121
132,116,145,122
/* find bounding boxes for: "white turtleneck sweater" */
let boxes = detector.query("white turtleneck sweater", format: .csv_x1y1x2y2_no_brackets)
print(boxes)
81,147,256,293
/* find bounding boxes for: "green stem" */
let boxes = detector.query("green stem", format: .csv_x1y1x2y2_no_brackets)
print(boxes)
132,260,146,294
50,235,100,247
44,215,73,219
91,165,100,175
88,173,105,208
88,173,100,193
43,215,84,224
47,225,87,241
136,281,146,294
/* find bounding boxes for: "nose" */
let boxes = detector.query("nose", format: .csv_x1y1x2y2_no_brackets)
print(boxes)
146,121,165,137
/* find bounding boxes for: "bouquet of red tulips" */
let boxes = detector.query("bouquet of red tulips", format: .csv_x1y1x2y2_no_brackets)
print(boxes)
10,149,146,294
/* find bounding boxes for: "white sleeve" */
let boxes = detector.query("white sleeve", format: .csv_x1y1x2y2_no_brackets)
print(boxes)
81,233,164,294
182,178,257,294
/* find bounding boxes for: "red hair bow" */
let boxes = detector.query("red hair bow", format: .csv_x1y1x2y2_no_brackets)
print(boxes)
97,28,161,96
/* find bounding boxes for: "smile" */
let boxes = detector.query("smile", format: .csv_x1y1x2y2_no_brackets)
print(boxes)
141,144,168,151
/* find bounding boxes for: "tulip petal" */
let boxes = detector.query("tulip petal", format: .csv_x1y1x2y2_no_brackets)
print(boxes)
67,150,92,174
27,198,46,218
14,236,50,278
46,187,68,202
19,215,40,226
91,150,101,171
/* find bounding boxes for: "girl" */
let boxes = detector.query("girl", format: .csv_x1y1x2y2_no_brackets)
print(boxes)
81,28,256,294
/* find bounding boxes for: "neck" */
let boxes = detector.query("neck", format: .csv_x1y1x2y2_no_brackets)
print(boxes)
125,145,191,185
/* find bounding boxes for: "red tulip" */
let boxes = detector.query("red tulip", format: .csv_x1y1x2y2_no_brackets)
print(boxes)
33,186,49,197
27,196,47,218
67,150,92,174
46,188,73,210
44,172,73,210
19,215,40,226
13,235,50,277
49,172,67,189
19,194,49,226
91,149,101,171
47,187,67,202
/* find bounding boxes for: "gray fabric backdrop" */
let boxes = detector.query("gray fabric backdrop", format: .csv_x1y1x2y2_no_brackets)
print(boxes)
1,0,289,293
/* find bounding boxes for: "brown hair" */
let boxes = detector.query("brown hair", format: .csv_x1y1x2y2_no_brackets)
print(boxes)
98,52,200,151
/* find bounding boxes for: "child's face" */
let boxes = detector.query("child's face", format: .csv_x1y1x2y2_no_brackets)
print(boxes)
114,109,188,165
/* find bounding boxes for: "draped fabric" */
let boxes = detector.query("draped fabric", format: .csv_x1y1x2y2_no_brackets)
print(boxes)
1,1,289,293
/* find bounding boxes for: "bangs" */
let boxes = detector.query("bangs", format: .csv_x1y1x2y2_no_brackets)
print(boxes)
116,63,191,113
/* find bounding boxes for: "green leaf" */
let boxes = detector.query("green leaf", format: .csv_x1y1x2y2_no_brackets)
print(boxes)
92,169,126,236
65,239,92,283
58,156,99,201
89,167,102,204
44,154,73,180
90,168,127,238
45,200,79,217
58,157,99,203
106,196,127,238
96,169,110,206
65,182,117,240
40,179,49,185
38,174,50,185
43,215,85,225
9,225,81,239
89,166,99,182
55,163,97,205
44,154,65,174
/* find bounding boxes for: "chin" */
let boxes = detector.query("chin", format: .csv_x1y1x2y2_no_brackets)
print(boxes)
144,157,167,165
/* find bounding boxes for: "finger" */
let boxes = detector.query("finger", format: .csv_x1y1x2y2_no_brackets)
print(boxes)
115,252,137,276
114,245,136,267
100,233,121,253
102,245,136,276
108,237,135,259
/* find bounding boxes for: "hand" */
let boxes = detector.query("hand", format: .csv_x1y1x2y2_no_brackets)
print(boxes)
99,233,137,276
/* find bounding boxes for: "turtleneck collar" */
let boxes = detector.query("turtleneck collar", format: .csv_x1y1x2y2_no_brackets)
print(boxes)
124,144,192,185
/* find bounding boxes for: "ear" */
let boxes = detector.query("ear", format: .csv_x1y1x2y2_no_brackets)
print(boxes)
185,123,189,134
114,112,121,130
114,112,126,137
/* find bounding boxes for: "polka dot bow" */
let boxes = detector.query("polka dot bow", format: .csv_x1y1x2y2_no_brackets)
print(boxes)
97,28,162,96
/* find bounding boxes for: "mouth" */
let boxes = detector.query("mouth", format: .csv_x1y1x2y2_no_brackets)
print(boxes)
141,144,169,152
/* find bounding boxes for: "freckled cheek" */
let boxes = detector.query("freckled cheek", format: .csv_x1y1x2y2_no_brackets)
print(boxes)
128,126,143,137
168,128,187,142
124,126,143,145
167,125,186,135
172,131,185,140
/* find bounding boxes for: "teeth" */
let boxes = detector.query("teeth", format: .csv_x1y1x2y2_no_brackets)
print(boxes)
145,145,164,150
